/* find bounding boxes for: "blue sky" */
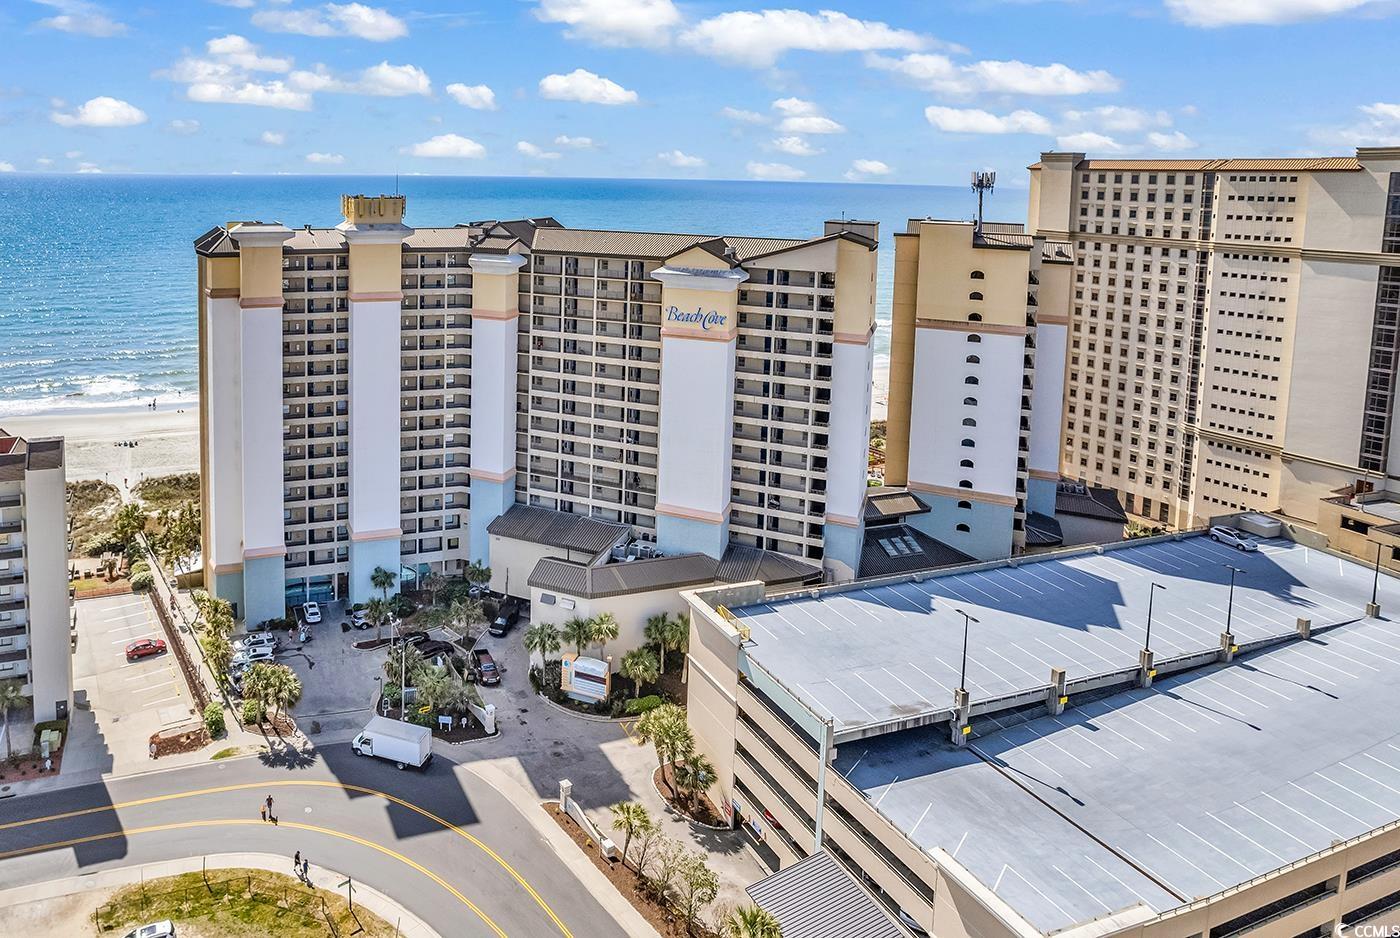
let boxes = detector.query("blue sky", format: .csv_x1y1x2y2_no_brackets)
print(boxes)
1,0,1398,183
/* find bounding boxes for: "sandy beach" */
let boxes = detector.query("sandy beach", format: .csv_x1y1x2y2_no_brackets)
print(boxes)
2,406,199,487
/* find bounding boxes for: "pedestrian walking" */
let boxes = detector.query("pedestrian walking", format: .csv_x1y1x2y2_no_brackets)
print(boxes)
301,857,310,881
266,794,274,815
294,850,301,872
260,804,267,823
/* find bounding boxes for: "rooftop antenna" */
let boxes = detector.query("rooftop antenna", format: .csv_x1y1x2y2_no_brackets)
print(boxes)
971,170,996,232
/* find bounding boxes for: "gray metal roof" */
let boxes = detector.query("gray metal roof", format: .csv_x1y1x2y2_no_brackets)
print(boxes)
747,851,906,938
486,505,628,556
529,544,821,600
863,487,930,521
1055,483,1128,523
858,524,972,579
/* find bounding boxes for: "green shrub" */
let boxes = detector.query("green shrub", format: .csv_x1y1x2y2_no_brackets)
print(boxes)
82,531,124,557
382,682,402,706
130,559,151,578
390,594,415,619
203,702,225,737
123,540,147,566
240,699,262,725
129,569,155,592
626,695,664,716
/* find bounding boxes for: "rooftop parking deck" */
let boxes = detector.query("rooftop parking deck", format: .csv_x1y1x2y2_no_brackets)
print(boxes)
729,535,1400,739
834,611,1400,933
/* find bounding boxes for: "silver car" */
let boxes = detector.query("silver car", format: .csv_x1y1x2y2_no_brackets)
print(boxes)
1210,525,1259,551
124,922,176,938
233,633,278,653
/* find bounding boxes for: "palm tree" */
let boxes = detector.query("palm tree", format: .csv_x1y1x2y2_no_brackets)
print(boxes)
560,616,594,657
447,597,482,643
0,680,29,760
645,612,688,678
591,612,620,660
609,801,654,867
370,565,397,601
523,621,561,667
635,703,694,799
241,663,277,721
421,571,447,608
721,905,783,938
463,560,491,592
266,665,303,725
385,643,426,685
365,595,391,642
620,647,660,698
674,750,716,812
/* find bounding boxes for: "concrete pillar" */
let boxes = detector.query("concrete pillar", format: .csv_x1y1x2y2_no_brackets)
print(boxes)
1046,667,1067,715
1137,648,1156,689
1297,616,1312,639
559,778,572,810
950,687,972,747
1220,632,1237,663
1366,600,1381,618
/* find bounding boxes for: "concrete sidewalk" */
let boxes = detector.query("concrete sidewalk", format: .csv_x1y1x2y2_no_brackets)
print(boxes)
0,851,439,937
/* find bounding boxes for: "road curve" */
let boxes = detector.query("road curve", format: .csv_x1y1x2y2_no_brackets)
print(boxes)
0,746,629,938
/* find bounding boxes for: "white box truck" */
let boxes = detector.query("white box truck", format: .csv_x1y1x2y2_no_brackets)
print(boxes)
351,716,433,770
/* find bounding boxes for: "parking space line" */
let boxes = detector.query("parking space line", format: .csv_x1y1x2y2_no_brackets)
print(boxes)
1103,706,1172,743
853,673,898,707
1177,822,1256,875
792,683,835,721
1207,813,1288,864
1017,567,1065,593
820,680,878,720
908,803,933,837
1342,762,1400,802
1144,831,1229,890
1163,679,1251,719
881,667,930,705
982,647,1043,683
1233,801,1313,851
142,695,181,706
1035,635,1115,670
873,776,901,808
1048,716,1119,759
1260,791,1340,839
764,605,806,636
1314,773,1398,819
1052,863,1114,913
1288,781,1374,832
1083,854,1158,906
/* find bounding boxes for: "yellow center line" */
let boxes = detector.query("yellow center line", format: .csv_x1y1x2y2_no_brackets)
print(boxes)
0,818,506,937
0,780,572,938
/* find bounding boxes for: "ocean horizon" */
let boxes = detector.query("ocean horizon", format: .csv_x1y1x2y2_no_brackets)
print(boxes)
0,173,1025,418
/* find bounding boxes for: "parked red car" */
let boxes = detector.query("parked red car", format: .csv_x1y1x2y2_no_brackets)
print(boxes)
126,638,167,662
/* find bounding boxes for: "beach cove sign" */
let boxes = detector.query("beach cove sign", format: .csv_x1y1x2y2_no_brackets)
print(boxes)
665,305,729,332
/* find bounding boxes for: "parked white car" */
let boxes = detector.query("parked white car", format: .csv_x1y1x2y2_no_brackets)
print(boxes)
232,645,275,668
123,922,176,938
233,633,278,653
1210,525,1259,551
302,601,322,624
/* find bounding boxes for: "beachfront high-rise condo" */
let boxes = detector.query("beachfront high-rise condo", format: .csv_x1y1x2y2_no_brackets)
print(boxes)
881,218,1074,560
195,195,891,622
0,430,72,724
1022,146,1400,535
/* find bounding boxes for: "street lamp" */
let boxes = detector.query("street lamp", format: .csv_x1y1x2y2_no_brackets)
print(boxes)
956,608,979,695
1223,564,1245,635
1144,582,1166,653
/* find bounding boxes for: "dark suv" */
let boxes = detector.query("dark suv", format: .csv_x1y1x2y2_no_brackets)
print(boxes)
489,600,520,637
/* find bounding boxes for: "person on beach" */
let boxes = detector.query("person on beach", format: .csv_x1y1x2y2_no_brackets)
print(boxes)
260,803,267,822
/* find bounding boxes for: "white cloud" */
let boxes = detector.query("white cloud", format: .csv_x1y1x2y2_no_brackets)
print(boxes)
657,149,705,168
210,0,256,7
538,69,637,105
554,135,595,148
51,96,147,128
406,133,486,159
260,130,287,145
446,83,496,110
0,162,15,173
747,161,806,181
76,162,103,173
867,53,1117,96
720,106,766,124
35,0,127,37
290,62,432,97
1312,102,1400,147
206,34,293,72
925,106,1051,135
168,35,311,110
65,150,82,159
253,3,408,41
36,157,54,167
517,140,561,160
1063,106,1172,133
167,118,201,135
771,135,821,156
772,98,845,134
305,152,344,164
1146,130,1198,151
682,10,924,68
1057,131,1125,152
1165,0,1377,26
845,158,892,181
534,0,681,48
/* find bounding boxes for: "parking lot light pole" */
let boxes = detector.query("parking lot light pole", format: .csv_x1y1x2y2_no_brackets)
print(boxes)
1369,541,1383,618
1223,564,1245,635
957,609,978,695
1144,582,1166,653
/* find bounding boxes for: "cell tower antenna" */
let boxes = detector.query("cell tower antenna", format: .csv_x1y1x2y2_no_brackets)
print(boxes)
971,170,996,232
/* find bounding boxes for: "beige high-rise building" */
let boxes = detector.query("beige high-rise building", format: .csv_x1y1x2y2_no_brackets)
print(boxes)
1027,147,1400,530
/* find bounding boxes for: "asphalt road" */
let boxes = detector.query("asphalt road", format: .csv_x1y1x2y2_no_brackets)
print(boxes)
0,744,628,938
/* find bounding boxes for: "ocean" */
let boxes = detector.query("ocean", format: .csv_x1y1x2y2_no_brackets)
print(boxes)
0,173,1019,418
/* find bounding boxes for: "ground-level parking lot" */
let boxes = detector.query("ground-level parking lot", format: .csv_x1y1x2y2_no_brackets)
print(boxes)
71,593,197,775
